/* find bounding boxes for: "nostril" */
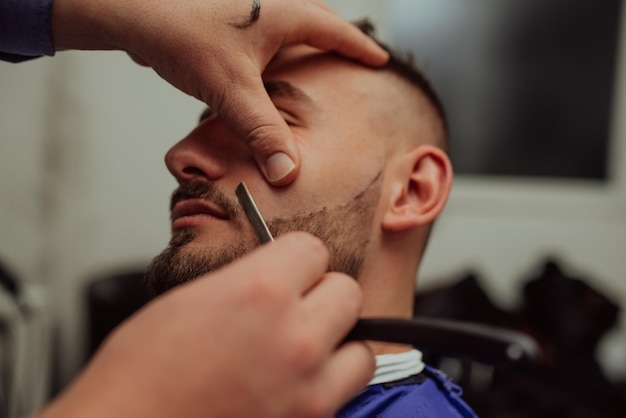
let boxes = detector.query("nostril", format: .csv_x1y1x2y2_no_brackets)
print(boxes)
166,139,228,181
182,167,205,177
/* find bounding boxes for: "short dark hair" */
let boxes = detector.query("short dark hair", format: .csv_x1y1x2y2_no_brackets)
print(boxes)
355,19,448,146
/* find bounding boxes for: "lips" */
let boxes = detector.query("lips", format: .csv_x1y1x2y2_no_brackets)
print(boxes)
171,199,229,228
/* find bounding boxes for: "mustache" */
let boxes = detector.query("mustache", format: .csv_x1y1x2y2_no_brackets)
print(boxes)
170,180,243,222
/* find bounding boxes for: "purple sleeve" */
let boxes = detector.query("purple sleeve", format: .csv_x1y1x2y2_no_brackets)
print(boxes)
0,0,55,62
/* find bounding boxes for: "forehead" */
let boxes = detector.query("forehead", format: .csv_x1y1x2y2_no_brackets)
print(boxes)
266,44,349,71
263,45,386,98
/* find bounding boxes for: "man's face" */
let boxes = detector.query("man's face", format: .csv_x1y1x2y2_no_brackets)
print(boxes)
146,45,394,295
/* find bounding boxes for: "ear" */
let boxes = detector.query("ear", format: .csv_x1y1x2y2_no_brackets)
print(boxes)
382,145,452,232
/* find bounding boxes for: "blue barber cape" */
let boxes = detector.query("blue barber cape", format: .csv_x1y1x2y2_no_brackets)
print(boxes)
337,365,478,417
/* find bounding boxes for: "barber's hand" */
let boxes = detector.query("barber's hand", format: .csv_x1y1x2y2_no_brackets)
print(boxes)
51,0,389,185
36,233,374,418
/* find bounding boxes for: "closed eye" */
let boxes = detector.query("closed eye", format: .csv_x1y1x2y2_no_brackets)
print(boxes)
278,108,298,126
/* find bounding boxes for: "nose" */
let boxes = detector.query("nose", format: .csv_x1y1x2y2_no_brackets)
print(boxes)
165,119,237,183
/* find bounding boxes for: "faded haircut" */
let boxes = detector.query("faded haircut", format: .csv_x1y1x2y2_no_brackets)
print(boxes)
354,20,449,254
355,19,449,150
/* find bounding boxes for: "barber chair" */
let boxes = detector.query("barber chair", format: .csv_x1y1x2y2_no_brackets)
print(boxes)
0,259,53,418
84,268,153,359
413,262,626,418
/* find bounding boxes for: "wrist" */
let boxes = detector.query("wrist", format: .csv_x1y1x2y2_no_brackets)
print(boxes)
34,348,171,418
51,0,125,51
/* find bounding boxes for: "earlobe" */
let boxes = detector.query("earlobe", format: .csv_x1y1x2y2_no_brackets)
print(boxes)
382,146,452,232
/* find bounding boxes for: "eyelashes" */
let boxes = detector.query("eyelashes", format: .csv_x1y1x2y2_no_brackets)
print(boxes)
278,109,297,126
198,107,298,126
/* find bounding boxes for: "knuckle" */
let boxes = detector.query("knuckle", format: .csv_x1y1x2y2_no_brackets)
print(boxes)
302,234,330,265
283,331,323,372
241,272,285,306
245,123,282,154
365,347,377,374
327,272,363,311
301,391,333,418
307,234,329,258
280,233,329,266
352,341,376,376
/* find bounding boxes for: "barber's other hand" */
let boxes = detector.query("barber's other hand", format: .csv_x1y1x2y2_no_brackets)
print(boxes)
51,0,389,185
35,233,374,418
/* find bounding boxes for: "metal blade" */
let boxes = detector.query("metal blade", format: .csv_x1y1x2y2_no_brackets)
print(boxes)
235,182,274,244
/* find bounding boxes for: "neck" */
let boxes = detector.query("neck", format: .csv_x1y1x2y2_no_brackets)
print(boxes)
357,232,422,355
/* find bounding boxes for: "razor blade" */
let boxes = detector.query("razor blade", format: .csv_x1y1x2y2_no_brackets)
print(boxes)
235,182,274,245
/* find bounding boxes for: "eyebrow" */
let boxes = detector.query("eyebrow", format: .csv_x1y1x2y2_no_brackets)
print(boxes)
198,80,316,123
263,80,314,105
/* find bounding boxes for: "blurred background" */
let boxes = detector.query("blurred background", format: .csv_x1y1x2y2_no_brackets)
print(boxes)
1,0,625,416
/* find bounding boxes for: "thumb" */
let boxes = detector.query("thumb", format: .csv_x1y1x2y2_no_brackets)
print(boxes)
217,74,301,186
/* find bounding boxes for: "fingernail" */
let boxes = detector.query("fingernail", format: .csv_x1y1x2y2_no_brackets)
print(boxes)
266,152,296,183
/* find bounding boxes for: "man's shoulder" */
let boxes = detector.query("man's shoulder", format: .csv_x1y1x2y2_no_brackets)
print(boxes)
336,366,478,418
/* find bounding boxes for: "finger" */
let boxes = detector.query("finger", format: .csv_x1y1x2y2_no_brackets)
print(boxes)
214,70,301,186
309,341,375,416
126,51,149,67
288,4,389,67
302,272,364,346
223,232,330,293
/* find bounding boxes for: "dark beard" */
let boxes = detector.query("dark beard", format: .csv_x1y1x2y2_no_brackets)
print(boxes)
145,176,381,296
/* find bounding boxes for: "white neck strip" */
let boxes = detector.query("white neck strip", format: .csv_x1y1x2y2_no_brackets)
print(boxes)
369,349,425,385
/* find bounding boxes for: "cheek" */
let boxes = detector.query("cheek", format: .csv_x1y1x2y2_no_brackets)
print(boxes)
298,126,380,178
263,163,382,223
265,119,384,217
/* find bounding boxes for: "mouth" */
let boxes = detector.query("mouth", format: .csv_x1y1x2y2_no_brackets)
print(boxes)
171,199,230,230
